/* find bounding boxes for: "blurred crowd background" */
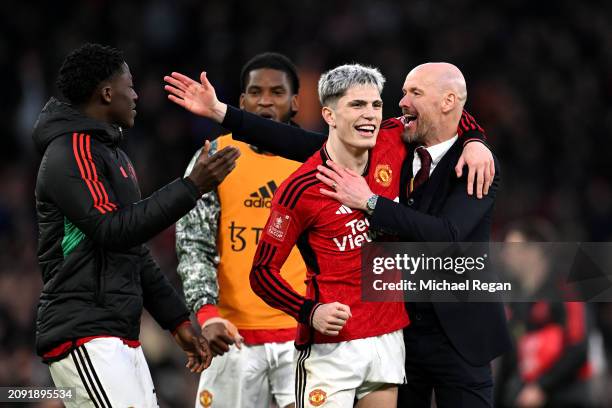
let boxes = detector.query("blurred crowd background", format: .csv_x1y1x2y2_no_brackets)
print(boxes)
1,0,611,406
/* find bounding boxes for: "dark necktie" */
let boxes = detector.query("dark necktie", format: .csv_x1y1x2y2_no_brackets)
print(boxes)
410,146,432,196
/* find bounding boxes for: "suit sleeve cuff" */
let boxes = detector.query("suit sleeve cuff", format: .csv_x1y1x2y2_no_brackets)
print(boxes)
221,105,245,139
196,304,222,327
369,196,398,233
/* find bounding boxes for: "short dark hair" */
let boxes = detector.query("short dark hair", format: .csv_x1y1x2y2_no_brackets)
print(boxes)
56,43,125,105
240,52,300,95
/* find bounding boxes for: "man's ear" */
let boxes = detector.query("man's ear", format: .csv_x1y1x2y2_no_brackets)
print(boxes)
239,93,245,110
100,84,112,104
322,106,335,127
290,94,299,113
441,92,456,113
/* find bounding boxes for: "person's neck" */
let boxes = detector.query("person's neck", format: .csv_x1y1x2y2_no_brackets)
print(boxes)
421,113,460,147
326,132,369,174
82,104,110,124
423,126,456,147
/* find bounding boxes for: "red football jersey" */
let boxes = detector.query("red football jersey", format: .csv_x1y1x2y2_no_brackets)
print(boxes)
250,119,410,347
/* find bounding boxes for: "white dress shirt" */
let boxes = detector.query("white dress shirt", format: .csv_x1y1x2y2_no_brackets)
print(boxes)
412,135,459,177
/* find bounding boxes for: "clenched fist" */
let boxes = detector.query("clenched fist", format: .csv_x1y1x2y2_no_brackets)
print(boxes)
311,302,352,336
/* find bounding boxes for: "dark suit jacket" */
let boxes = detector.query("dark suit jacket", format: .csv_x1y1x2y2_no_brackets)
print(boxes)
371,139,512,366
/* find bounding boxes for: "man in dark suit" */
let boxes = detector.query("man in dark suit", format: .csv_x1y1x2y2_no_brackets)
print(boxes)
317,62,511,407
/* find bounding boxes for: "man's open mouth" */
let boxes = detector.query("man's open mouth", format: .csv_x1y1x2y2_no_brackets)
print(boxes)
355,124,376,136
403,114,417,126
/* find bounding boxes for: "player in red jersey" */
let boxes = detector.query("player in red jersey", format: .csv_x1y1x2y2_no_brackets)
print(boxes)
250,64,408,407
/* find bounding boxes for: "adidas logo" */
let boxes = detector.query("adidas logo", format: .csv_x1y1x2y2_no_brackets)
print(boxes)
244,180,278,208
335,205,353,215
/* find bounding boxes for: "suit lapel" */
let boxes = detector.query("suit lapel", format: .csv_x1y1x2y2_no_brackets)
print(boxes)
417,140,462,213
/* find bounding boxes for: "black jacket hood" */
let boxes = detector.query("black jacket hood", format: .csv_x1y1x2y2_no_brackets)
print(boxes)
32,97,123,154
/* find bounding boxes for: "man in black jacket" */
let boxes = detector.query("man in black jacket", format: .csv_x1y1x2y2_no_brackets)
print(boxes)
33,43,239,407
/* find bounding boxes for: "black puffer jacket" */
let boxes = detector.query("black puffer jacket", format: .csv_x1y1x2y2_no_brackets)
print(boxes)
33,98,199,361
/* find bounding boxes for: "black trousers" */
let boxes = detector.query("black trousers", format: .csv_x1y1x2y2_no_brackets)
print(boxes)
398,307,493,408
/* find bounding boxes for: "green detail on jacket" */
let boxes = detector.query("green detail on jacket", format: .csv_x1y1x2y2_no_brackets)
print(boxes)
62,218,86,257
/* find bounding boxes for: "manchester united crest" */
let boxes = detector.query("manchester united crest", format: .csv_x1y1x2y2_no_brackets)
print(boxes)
199,390,213,407
309,389,327,406
375,164,392,187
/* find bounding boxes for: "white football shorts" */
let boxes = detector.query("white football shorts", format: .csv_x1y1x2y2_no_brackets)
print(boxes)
295,329,405,408
195,340,295,408
49,337,158,407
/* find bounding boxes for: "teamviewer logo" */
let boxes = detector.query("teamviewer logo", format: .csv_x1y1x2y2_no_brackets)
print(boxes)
244,180,278,208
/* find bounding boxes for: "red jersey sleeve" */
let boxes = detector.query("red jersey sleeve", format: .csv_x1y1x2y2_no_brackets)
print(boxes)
458,110,486,139
250,172,319,325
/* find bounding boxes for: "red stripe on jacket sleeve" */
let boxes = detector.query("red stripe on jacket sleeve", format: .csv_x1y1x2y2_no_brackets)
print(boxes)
84,134,117,210
79,134,110,212
72,133,106,214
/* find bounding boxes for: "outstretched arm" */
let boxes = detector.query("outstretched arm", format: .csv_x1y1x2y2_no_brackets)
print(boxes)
164,71,327,162
46,136,237,249
222,106,326,162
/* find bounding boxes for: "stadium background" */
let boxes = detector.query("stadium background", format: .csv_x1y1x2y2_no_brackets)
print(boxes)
1,0,611,406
